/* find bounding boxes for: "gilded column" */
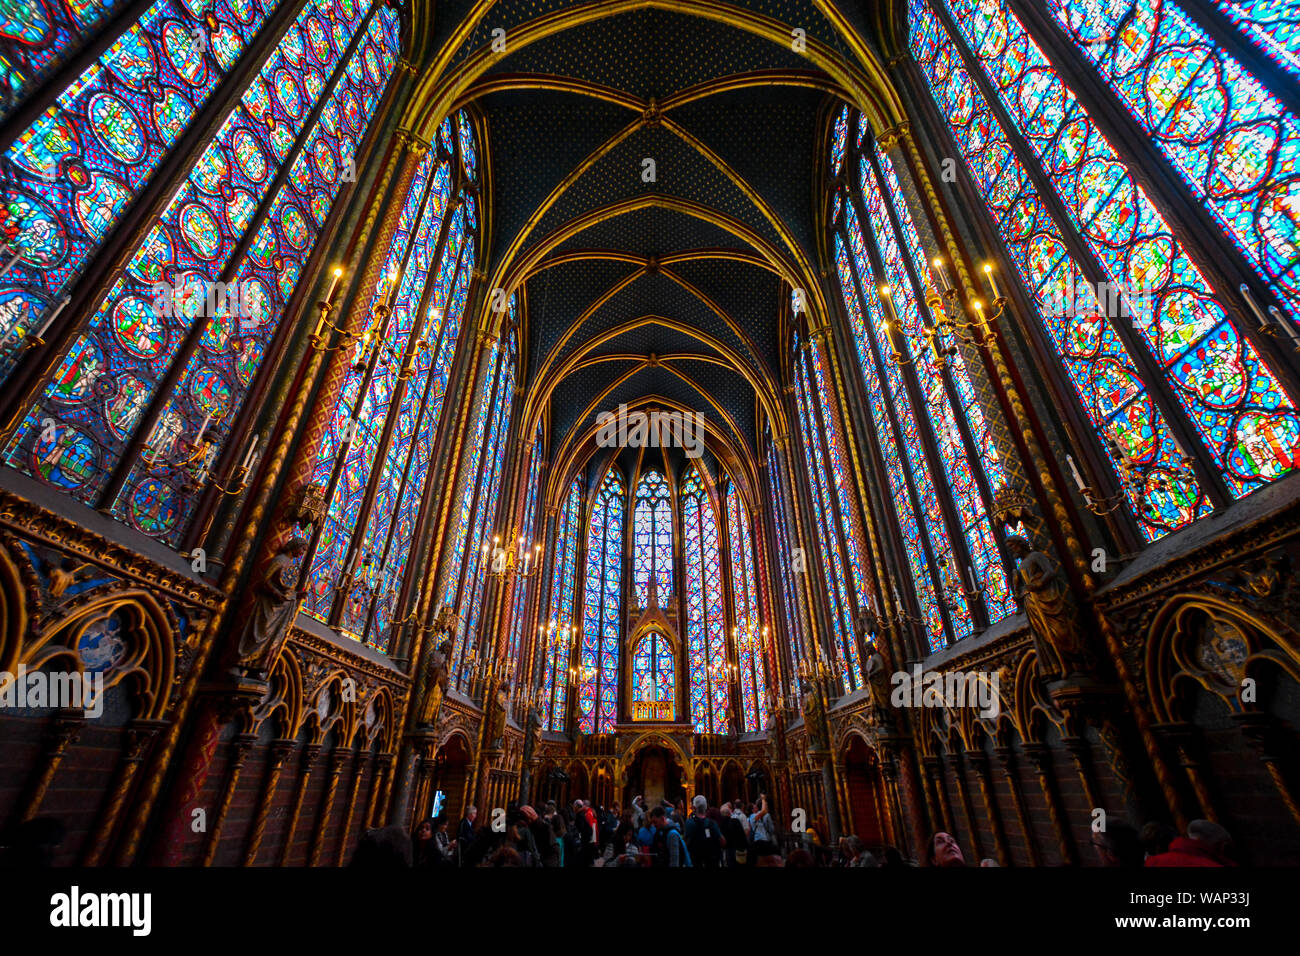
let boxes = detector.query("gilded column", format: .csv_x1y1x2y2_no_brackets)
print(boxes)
243,739,295,866
308,749,350,866
200,733,256,866
80,720,165,866
279,744,322,866
1023,742,1078,865
335,746,371,865
967,750,1010,866
18,713,82,823
994,744,1041,866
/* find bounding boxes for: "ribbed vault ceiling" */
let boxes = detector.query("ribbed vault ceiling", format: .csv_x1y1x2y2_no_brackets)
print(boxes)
412,0,901,494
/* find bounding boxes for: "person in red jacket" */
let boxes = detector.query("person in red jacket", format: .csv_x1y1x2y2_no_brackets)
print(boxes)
1145,820,1236,867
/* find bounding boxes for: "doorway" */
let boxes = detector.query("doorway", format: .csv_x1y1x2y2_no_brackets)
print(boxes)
624,744,684,808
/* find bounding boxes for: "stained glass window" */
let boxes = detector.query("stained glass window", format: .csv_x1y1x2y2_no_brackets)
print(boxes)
726,482,767,733
1044,0,1300,320
541,478,582,731
794,340,869,679
912,0,1299,539
631,630,673,720
300,112,482,658
2,0,401,546
436,324,516,687
506,418,544,680
0,0,130,121
632,467,672,607
1216,2,1300,83
0,0,298,378
855,139,1015,626
681,463,727,733
767,437,807,669
579,466,623,734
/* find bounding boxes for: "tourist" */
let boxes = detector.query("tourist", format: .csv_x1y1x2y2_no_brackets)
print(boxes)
749,793,776,851
433,815,455,866
927,831,966,867
650,806,691,867
457,805,478,864
1145,820,1236,867
507,806,541,866
720,803,748,866
841,835,876,867
411,816,437,868
574,799,599,866
684,794,725,867
630,794,647,829
532,804,560,867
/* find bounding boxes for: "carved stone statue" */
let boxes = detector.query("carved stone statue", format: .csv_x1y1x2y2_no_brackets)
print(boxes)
1007,536,1094,679
864,641,893,727
800,679,827,753
233,537,308,675
414,637,453,728
485,680,510,750
521,703,542,764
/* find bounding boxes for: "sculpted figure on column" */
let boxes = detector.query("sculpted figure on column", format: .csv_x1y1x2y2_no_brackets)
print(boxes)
232,537,308,676
1007,536,1094,679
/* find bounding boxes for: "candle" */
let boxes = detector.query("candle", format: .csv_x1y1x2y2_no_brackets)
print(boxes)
1269,306,1300,349
195,412,212,443
241,434,260,471
326,267,343,304
983,263,1000,299
1066,454,1086,492
386,268,402,308
892,583,901,607
967,565,978,593
931,256,950,291
1239,284,1269,327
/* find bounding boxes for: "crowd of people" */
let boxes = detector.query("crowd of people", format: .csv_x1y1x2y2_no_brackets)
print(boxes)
349,794,1245,868
925,818,1241,868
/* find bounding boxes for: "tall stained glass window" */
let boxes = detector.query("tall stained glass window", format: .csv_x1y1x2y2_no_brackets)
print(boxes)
435,320,516,687
2,0,403,546
0,0,296,375
632,467,672,607
829,106,1016,652
767,437,808,669
540,477,582,731
579,466,623,734
909,0,1300,540
1043,0,1300,320
1215,3,1300,84
726,482,767,732
793,336,868,681
681,463,727,733
300,112,478,655
506,418,544,680
631,630,673,720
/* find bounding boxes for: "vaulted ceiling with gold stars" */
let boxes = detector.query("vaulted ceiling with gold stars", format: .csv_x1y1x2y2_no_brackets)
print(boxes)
401,1,906,497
